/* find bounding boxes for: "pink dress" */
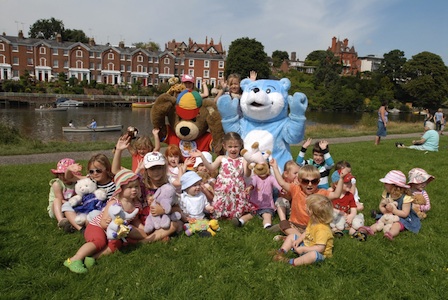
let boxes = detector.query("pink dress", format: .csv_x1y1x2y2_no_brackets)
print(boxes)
212,156,255,219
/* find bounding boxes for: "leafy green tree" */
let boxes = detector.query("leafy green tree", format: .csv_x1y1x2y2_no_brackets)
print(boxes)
402,51,448,108
312,50,341,88
63,29,89,43
225,37,270,79
272,50,289,68
305,50,328,66
29,18,64,40
133,41,160,51
378,49,407,83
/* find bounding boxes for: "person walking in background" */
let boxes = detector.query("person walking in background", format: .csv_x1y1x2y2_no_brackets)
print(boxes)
423,108,432,127
433,108,443,134
375,101,388,145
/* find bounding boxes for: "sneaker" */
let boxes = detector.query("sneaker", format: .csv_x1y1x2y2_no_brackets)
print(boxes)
370,209,378,219
266,223,281,233
84,257,95,269
64,258,87,274
333,230,344,238
231,217,242,227
198,231,212,238
273,235,286,242
352,231,367,242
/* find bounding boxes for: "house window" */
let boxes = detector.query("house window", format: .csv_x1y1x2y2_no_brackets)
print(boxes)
108,53,114,60
219,61,224,68
53,48,58,55
189,59,194,67
154,67,159,74
188,70,194,77
63,50,68,56
64,60,68,68
137,55,143,62
89,62,94,69
164,67,170,74
154,57,159,63
137,65,143,73
76,60,83,69
120,54,125,61
149,67,153,74
0,43,5,51
76,50,83,57
218,71,224,78
107,62,114,70
127,65,131,72
149,57,153,63
164,57,170,64
40,58,47,66
204,60,210,68
12,45,18,52
97,63,101,70
27,46,33,52
89,51,94,58
154,78,158,85
54,60,59,68
97,53,101,58
27,58,33,65
203,70,209,78
39,47,46,54
121,64,125,71
13,70,19,77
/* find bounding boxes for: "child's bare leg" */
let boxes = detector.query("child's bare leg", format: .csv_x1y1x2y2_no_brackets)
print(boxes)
386,222,401,238
277,206,287,221
291,251,318,266
141,221,178,243
70,242,97,262
279,234,295,252
64,211,83,231
262,213,272,228
232,213,253,227
53,199,65,223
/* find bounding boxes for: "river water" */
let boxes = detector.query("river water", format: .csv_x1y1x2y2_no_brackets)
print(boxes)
0,106,423,143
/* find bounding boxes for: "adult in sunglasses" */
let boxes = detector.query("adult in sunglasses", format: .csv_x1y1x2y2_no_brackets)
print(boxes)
270,158,351,237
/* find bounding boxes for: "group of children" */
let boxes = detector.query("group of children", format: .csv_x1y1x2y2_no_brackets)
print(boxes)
46,73,435,272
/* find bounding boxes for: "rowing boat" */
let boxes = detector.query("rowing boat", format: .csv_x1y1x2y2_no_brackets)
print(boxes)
62,125,123,133
132,102,154,108
35,107,68,112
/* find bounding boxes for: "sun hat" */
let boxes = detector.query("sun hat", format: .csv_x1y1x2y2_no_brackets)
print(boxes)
343,173,354,183
193,151,213,168
176,89,202,120
379,170,410,188
113,168,139,196
143,152,166,169
408,168,434,184
181,171,202,191
51,158,75,174
181,74,195,83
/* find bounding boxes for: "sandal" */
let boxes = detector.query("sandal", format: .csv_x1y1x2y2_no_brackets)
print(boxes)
84,257,95,269
64,258,87,274
358,226,374,236
384,232,394,241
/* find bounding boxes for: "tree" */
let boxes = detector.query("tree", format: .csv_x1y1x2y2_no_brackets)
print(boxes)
305,50,328,66
311,50,341,88
402,51,448,108
225,37,270,79
63,29,89,43
29,18,64,40
133,41,160,51
272,50,289,68
378,49,407,83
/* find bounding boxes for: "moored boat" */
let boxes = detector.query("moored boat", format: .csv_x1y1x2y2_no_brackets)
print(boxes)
57,99,84,107
62,125,123,133
132,102,154,108
35,107,68,112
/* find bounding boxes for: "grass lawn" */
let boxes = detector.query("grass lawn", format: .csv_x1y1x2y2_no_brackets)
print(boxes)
1,137,448,299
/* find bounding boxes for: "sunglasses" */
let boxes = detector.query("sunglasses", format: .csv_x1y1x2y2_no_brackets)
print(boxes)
301,178,319,185
89,169,104,174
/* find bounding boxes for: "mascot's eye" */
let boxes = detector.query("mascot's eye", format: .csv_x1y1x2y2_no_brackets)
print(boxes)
266,89,271,94
191,118,196,122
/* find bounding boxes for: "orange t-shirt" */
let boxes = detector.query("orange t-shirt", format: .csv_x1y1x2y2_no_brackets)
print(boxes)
289,184,330,227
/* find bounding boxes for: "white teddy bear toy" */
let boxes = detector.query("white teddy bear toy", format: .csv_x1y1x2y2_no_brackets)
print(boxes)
106,204,139,241
330,210,346,233
68,178,107,226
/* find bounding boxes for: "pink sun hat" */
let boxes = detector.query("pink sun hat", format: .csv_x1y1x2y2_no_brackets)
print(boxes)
51,158,75,174
379,170,410,188
407,168,435,184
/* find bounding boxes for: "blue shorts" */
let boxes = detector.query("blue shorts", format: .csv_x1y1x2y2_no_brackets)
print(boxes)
256,208,275,218
292,234,325,263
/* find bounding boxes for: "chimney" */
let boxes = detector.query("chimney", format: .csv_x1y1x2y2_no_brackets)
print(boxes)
89,38,96,46
291,52,296,61
18,30,24,39
56,33,62,43
343,38,348,47
119,41,125,48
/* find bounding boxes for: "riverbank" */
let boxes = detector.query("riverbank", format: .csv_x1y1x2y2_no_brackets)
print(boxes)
0,133,422,165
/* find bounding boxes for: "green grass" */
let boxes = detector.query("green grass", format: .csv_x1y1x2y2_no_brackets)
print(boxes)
1,139,448,299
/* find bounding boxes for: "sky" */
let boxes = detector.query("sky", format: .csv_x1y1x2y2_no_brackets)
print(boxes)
1,0,447,64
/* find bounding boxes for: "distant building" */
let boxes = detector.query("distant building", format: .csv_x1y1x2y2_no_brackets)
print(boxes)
358,54,383,73
0,31,226,88
271,51,316,75
328,37,359,75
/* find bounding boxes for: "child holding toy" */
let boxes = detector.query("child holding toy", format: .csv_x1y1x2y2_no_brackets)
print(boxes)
214,71,257,103
331,161,363,211
47,158,77,231
179,171,214,221
62,154,116,233
64,169,145,274
296,138,334,189
331,173,359,237
358,170,421,241
127,128,160,173
407,168,434,219
191,132,255,219
272,194,334,267
270,159,350,238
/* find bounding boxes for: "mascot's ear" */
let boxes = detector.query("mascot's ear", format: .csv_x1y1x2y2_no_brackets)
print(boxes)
240,78,252,91
279,78,291,91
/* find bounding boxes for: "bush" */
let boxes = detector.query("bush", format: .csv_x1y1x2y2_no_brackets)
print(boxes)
0,122,23,145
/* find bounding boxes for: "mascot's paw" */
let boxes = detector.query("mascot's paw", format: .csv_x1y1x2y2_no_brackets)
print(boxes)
289,92,308,117
217,94,238,119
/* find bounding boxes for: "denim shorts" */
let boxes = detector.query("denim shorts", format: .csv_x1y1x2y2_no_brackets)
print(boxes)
256,208,275,217
292,234,325,263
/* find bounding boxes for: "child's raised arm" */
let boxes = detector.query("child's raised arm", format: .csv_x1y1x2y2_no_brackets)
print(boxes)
191,151,221,172
270,158,291,192
328,166,352,200
152,128,161,152
112,135,130,174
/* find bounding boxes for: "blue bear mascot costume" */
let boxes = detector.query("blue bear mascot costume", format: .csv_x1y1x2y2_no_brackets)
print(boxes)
217,78,307,172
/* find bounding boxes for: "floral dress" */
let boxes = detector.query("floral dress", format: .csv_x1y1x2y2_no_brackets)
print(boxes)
212,156,255,219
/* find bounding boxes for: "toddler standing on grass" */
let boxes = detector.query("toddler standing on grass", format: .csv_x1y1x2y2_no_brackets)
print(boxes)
272,194,334,267
358,170,421,241
47,158,77,231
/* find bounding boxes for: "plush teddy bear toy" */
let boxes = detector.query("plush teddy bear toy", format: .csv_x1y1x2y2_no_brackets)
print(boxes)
240,142,271,170
183,219,220,237
330,210,346,233
106,204,139,241
376,200,399,233
68,178,107,226
151,89,225,159
217,78,308,172
412,193,427,219
351,213,365,231
144,184,181,233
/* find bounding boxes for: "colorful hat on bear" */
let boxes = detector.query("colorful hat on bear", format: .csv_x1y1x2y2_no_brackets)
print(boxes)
407,168,434,184
176,89,202,120
181,171,202,191
181,74,195,83
51,158,75,174
113,168,139,196
379,170,409,188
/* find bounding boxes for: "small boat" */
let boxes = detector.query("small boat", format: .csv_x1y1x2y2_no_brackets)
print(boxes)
57,99,84,107
132,102,154,108
389,108,400,114
35,107,68,112
62,125,123,133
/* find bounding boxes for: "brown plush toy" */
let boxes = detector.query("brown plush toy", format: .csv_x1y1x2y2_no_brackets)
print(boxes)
151,90,225,158
412,193,427,219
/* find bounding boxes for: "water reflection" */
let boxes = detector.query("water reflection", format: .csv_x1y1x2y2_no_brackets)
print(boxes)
0,107,424,143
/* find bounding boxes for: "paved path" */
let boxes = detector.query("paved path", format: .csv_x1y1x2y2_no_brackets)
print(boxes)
0,133,422,166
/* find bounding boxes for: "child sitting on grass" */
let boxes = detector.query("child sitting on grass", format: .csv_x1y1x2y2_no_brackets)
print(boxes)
331,161,364,211
296,138,334,189
272,194,334,267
